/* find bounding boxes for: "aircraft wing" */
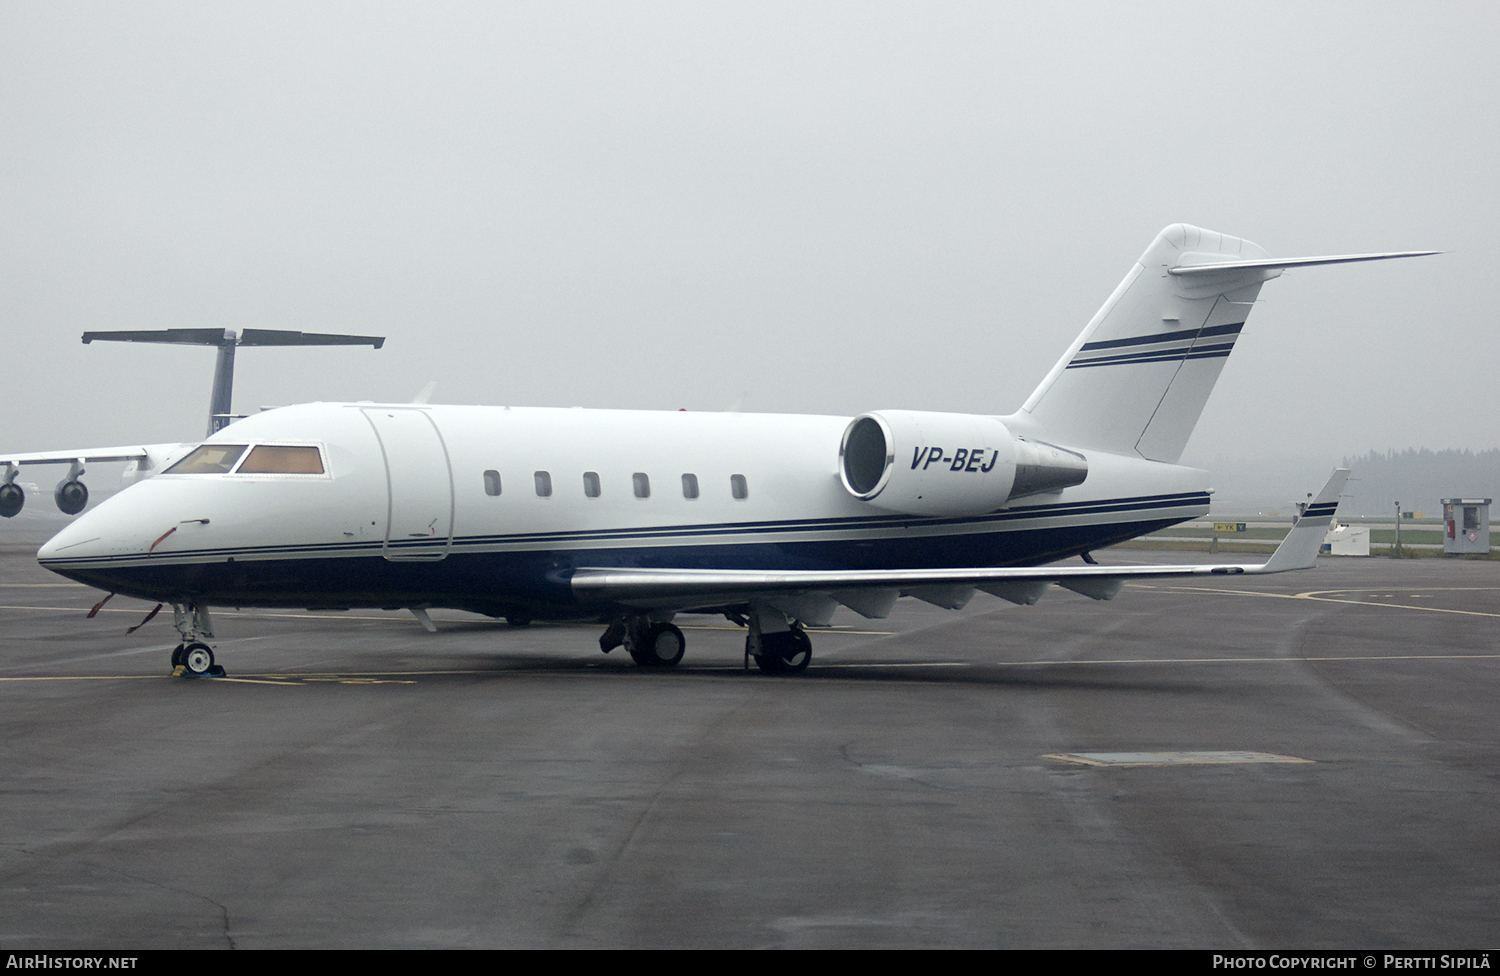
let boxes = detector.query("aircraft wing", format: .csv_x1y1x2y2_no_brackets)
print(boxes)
1,443,191,468
3,447,151,466
571,470,1348,619
2,443,194,516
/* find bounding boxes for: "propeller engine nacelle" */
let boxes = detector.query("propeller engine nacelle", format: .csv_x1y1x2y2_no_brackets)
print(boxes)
839,410,1087,517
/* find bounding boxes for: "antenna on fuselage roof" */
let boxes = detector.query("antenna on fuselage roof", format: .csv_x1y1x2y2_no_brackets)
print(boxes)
410,380,438,405
81,328,385,437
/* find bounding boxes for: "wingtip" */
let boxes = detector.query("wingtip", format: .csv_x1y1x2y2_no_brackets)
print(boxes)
1259,468,1348,573
1315,468,1350,504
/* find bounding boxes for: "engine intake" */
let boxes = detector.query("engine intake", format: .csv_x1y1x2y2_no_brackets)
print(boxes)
55,478,88,516
0,482,22,518
839,410,1086,517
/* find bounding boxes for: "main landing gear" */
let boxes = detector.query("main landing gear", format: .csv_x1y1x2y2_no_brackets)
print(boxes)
596,607,814,675
170,600,225,678
599,615,686,668
744,606,812,675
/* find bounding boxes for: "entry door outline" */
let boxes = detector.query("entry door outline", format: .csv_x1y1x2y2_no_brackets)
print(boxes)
360,407,455,561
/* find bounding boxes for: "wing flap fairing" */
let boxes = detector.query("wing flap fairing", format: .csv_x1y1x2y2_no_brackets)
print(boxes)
572,470,1350,613
2,448,146,465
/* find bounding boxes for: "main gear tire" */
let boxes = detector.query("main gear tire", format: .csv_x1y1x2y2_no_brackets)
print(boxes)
634,622,685,667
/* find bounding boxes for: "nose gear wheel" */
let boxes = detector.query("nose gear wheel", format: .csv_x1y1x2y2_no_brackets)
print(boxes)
177,642,224,677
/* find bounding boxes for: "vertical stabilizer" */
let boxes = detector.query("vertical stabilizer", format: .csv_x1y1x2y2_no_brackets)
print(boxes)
1020,224,1272,463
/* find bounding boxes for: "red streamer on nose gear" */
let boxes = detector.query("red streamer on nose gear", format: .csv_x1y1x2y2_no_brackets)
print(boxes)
126,603,162,634
86,592,115,617
148,526,177,552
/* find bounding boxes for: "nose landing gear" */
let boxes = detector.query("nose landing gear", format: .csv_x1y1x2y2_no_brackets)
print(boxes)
170,601,225,678
178,642,219,676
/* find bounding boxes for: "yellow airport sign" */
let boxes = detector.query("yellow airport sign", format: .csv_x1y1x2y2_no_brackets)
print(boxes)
1213,522,1247,533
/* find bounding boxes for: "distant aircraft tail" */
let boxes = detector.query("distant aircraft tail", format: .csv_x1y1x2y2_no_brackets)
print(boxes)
1019,224,1435,463
82,328,385,438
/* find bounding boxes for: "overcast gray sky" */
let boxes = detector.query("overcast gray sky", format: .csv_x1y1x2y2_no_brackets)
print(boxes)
1,3,1491,503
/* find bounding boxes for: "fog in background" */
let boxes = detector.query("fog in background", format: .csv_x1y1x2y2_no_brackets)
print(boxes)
2,3,1492,513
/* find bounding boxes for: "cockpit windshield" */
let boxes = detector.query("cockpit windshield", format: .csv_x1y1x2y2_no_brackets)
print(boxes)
162,443,325,475
164,444,248,474
237,445,324,474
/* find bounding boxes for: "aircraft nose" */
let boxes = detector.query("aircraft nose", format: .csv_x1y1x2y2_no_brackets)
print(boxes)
37,493,163,572
36,496,171,595
37,509,111,563
35,481,223,599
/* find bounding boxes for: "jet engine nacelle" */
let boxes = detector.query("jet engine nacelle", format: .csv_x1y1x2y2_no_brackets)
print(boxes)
54,479,88,516
0,481,22,518
839,410,1087,517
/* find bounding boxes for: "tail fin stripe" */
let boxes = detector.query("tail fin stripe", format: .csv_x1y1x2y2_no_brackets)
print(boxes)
1074,341,1237,364
1068,344,1237,369
1079,322,1244,353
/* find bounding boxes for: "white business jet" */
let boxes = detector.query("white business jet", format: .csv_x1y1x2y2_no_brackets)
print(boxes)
3,225,1434,677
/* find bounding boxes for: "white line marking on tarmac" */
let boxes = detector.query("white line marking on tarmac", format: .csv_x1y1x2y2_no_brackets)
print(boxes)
1134,584,1500,619
1047,751,1312,767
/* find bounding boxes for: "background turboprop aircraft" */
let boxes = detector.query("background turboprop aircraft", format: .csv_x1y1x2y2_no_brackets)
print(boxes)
0,326,386,520
4,224,1434,677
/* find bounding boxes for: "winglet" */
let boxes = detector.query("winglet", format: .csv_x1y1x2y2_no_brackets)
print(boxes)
1260,469,1349,573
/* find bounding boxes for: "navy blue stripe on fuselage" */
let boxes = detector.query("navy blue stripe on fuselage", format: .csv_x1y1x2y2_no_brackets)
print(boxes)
45,514,1195,614
39,492,1212,568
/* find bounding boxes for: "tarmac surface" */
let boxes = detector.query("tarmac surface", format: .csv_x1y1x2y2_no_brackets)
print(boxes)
2,532,1498,949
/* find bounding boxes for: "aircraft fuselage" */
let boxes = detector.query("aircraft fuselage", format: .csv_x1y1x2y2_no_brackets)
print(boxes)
38,401,1209,620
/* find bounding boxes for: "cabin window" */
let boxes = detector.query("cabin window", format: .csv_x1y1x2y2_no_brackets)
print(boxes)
730,474,748,500
583,471,601,498
633,472,650,499
164,444,248,475
681,473,699,499
1465,506,1480,530
237,445,325,475
534,471,552,497
483,470,501,496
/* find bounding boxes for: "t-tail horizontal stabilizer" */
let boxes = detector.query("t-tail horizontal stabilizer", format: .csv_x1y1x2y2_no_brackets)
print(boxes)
1168,251,1441,277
